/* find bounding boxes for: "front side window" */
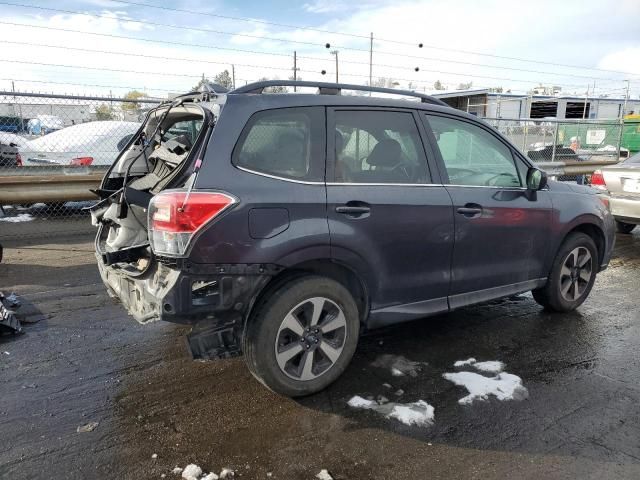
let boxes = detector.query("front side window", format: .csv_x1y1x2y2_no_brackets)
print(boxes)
426,115,522,188
333,110,429,184
233,107,324,181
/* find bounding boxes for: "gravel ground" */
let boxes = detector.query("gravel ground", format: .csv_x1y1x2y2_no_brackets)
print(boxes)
1,231,639,480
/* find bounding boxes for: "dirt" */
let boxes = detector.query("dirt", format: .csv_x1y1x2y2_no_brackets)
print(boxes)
1,231,639,479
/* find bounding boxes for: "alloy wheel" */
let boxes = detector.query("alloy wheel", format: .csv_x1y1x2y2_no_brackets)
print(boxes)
559,246,593,302
274,297,347,381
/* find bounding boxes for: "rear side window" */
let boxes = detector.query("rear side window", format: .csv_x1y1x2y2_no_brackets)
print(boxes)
333,110,430,184
233,107,325,181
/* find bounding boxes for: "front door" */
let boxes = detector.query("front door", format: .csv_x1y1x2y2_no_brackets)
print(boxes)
423,113,552,308
326,108,454,326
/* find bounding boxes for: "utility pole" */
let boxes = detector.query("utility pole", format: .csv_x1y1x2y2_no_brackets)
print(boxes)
617,79,631,160
293,51,299,92
232,65,236,90
330,50,339,83
369,32,373,93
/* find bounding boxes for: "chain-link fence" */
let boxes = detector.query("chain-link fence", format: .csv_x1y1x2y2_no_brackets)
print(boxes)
0,92,162,240
486,117,625,182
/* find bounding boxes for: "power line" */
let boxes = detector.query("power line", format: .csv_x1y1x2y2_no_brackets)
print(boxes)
1,1,637,79
108,0,639,77
0,36,618,81
1,77,177,92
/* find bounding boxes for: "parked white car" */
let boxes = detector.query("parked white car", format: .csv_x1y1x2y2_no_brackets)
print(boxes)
21,121,140,166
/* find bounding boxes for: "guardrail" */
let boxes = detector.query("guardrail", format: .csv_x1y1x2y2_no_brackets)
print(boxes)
0,173,103,204
534,159,620,176
0,159,621,206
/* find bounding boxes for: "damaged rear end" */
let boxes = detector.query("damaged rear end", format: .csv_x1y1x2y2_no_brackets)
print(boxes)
91,87,256,358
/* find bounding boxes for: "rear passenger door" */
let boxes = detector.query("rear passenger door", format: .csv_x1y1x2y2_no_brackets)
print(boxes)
422,113,552,307
326,108,454,326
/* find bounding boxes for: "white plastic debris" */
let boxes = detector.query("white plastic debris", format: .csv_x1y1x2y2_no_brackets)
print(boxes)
443,371,529,404
316,469,334,480
152,453,158,459
76,421,99,433
181,464,202,480
382,383,392,389
172,467,183,475
202,473,219,480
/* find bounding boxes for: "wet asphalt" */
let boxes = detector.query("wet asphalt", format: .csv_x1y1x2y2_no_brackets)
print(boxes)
0,231,639,480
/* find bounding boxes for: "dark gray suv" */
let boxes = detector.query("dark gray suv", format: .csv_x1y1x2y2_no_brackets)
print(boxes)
92,81,615,397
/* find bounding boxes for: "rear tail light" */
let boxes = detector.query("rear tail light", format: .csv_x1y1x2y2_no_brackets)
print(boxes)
15,152,22,167
70,156,94,166
590,170,607,190
148,191,236,256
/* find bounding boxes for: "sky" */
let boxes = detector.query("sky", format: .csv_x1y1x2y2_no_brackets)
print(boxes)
0,0,639,99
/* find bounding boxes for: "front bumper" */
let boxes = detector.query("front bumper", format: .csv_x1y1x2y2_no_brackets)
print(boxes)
96,255,278,325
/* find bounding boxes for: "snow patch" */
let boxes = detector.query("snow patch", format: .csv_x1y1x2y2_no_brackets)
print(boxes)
453,358,505,373
0,213,34,223
172,467,183,475
181,464,202,480
443,371,529,404
316,469,334,480
454,357,476,367
347,396,435,427
472,360,505,373
372,354,425,377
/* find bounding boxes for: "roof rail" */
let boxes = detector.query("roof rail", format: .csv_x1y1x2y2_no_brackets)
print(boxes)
230,80,448,106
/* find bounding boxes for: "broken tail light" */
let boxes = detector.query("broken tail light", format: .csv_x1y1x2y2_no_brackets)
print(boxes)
148,191,237,256
590,170,607,191
70,156,94,166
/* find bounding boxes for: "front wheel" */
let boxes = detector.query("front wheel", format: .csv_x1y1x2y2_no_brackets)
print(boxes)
615,221,636,234
532,232,598,312
244,276,360,397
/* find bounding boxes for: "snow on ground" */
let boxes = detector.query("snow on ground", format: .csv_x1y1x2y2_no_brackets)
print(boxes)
371,354,425,377
316,469,334,480
454,358,476,367
347,395,435,427
181,464,202,480
443,371,529,404
453,358,505,374
0,213,34,223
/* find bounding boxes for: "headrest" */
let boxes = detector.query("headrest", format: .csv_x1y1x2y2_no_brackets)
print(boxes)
366,139,401,167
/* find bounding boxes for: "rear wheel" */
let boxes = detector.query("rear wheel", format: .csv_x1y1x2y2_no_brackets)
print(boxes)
244,276,359,397
532,232,598,312
615,220,636,234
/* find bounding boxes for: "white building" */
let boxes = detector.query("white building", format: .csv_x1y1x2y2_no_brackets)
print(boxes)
432,89,640,120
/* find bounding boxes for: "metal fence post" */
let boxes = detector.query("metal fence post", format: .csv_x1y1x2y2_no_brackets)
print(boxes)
551,121,559,162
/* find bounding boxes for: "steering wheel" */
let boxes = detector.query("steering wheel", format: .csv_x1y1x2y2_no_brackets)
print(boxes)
486,172,517,187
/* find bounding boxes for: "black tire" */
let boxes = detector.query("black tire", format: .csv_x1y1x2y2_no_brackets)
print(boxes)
243,275,360,397
615,221,636,234
532,232,598,312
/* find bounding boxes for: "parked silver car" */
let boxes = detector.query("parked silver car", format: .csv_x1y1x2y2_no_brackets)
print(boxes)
591,152,640,233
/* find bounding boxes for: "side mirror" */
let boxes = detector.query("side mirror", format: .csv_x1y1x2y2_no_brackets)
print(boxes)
526,167,547,191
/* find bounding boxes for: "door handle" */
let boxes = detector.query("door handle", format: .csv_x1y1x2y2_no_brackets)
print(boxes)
335,203,371,217
456,204,483,217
